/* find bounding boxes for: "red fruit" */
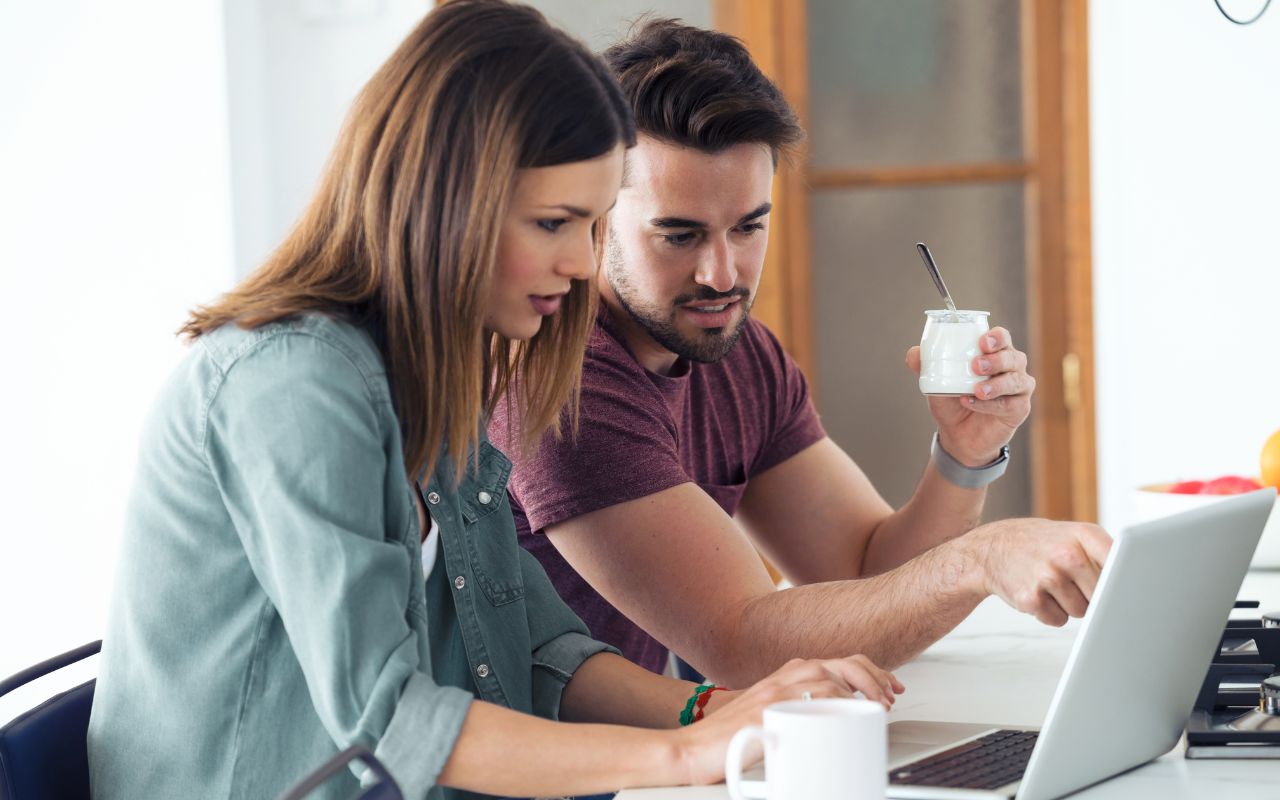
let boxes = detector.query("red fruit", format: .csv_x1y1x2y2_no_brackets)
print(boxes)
1199,475,1264,495
1168,480,1205,494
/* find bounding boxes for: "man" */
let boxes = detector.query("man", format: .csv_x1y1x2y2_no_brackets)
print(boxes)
488,19,1111,687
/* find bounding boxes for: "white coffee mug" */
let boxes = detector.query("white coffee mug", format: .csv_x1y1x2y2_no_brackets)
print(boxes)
724,698,887,800
918,309,990,396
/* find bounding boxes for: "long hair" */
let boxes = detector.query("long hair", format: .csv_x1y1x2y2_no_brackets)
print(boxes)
181,0,635,484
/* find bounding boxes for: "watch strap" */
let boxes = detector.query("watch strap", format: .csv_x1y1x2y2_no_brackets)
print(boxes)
930,432,1010,489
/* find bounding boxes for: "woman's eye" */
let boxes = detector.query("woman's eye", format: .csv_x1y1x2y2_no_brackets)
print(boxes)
662,232,697,247
537,218,568,233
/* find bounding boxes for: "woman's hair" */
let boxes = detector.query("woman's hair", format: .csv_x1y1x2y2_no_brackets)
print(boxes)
181,0,635,484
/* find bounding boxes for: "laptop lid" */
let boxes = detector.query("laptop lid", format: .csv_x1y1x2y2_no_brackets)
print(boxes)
1016,488,1276,800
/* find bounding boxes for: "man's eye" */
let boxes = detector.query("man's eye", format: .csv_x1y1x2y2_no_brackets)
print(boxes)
662,232,697,246
538,218,568,233
738,222,765,235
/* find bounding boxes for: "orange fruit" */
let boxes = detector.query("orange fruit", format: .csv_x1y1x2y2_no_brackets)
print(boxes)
1263,429,1280,489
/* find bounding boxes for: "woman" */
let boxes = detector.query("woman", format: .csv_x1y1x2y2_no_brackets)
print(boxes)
86,2,902,798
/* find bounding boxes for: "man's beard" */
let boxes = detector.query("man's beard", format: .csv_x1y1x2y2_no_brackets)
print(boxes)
605,232,752,364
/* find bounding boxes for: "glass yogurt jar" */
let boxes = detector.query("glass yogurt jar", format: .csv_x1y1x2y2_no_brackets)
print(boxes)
918,309,990,396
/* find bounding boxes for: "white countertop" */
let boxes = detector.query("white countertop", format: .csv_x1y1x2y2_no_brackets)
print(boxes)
617,571,1280,800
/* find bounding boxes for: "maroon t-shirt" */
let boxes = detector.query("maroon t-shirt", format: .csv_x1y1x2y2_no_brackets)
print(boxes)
488,308,826,674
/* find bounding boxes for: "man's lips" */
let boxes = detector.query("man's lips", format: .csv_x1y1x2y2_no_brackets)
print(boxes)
681,296,743,311
679,296,743,328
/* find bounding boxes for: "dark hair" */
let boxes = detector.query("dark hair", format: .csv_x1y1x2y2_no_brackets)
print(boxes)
603,18,803,163
183,0,635,484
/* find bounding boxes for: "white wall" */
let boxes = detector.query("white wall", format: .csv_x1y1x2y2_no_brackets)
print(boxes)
1091,1,1280,530
0,0,425,719
224,0,426,276
0,0,235,711
526,0,711,51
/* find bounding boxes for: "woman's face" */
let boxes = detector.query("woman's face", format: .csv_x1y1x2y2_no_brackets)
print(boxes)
486,144,625,340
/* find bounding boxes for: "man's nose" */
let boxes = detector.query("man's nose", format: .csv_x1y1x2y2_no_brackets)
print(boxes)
694,236,737,292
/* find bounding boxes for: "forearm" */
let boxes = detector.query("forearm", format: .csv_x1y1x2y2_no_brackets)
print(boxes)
860,461,986,575
560,651,698,728
725,536,986,682
438,698,683,796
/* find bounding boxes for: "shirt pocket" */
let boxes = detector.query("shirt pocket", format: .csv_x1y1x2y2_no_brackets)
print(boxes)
459,441,525,606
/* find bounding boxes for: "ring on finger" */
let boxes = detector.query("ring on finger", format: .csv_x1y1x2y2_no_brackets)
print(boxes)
801,691,813,702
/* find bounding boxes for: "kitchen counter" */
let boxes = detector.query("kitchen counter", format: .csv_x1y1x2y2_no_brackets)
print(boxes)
617,571,1280,799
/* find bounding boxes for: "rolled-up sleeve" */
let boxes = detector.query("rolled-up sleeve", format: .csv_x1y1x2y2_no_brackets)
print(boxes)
519,546,620,719
203,333,471,795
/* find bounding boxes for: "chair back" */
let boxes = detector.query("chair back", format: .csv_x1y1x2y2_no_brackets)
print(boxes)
279,745,404,800
0,641,102,800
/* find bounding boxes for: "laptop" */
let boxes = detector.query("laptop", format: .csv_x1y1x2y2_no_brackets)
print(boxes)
886,488,1277,800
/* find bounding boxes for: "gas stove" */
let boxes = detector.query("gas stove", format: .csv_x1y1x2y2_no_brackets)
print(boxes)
1185,600,1280,758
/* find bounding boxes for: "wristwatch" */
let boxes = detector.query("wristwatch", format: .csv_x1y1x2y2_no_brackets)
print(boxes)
930,432,1010,489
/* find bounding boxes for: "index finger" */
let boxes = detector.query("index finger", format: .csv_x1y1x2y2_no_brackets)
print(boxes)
980,327,1014,354
1078,524,1113,570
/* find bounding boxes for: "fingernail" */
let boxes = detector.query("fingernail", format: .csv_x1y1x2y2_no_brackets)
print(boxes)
977,358,990,374
985,335,997,349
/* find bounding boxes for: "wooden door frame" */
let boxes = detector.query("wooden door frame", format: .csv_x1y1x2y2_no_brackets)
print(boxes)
712,0,816,382
714,0,1098,522
1023,0,1097,522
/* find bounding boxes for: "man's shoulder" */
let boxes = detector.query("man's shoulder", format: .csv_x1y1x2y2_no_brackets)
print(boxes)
578,317,670,406
736,316,788,357
582,315,648,376
704,316,794,385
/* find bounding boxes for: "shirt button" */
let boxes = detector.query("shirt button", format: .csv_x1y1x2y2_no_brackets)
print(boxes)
476,664,490,679
454,575,466,590
426,491,441,505
477,490,493,505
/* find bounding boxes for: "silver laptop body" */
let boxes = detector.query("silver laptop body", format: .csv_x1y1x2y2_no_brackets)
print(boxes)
886,488,1276,800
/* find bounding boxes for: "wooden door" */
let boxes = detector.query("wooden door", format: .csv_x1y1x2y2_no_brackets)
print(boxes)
714,0,1097,522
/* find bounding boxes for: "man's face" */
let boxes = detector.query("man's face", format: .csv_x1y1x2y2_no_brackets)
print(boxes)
603,136,774,363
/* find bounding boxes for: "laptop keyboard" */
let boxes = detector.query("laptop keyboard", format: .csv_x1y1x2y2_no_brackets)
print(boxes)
889,729,1039,791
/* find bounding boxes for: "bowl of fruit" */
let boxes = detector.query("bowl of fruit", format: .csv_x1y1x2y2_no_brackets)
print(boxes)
1135,430,1280,569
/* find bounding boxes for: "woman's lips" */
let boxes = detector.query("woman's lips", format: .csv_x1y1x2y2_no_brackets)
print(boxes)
529,294,564,316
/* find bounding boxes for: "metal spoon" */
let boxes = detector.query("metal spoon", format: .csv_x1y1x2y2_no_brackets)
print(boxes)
915,242,956,312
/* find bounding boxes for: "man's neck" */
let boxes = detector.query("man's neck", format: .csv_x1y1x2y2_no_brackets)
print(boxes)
598,291,682,377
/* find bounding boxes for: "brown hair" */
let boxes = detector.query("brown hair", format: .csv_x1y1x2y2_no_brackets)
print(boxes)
604,18,803,168
181,0,635,484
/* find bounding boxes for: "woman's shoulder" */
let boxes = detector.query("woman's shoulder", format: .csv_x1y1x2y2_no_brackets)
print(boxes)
198,313,386,384
189,314,394,432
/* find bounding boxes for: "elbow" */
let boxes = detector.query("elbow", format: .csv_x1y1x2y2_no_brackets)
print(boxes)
685,597,779,688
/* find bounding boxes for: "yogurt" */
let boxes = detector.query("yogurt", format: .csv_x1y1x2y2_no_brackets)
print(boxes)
918,309,990,396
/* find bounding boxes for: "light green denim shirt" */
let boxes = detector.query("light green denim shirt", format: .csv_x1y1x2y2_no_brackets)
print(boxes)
87,314,616,799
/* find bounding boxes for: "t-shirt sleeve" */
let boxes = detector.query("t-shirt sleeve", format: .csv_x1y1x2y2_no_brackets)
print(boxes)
490,350,692,534
750,322,827,476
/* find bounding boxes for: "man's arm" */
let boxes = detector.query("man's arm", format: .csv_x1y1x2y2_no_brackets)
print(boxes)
546,482,1110,686
741,325,1037,581
736,436,987,583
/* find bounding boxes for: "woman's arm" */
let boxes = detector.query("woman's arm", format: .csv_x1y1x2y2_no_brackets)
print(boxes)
438,654,903,796
439,700,681,797
560,652,698,728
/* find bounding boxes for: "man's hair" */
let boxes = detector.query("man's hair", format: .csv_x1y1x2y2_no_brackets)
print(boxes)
603,18,803,165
